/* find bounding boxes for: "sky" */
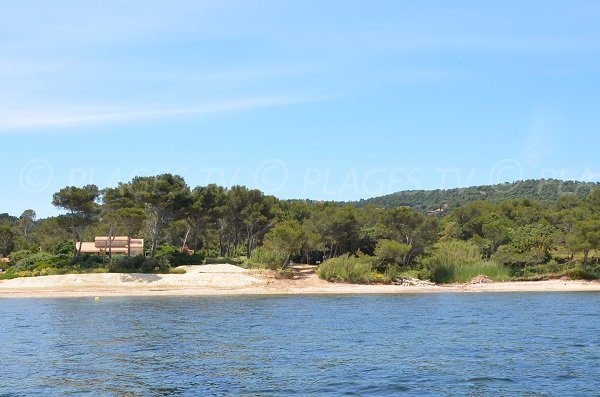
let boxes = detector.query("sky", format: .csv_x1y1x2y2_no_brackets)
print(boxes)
1,0,600,218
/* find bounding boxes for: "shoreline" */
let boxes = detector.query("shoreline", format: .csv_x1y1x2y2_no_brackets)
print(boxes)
1,265,599,298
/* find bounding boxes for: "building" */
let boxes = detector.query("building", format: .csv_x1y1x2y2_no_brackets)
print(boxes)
76,237,144,256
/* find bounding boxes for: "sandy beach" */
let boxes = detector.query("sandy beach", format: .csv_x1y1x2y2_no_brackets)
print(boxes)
0,264,599,298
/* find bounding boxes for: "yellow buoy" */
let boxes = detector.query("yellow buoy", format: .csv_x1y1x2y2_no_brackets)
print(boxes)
95,297,100,302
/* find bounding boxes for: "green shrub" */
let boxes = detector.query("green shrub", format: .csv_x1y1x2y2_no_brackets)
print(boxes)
430,263,455,284
491,245,547,267
373,240,411,271
425,240,481,268
317,254,373,284
565,268,599,280
10,251,69,272
168,252,205,266
423,240,511,283
70,255,105,269
8,250,35,265
155,245,180,258
54,241,75,255
250,246,287,270
205,257,244,266
430,260,510,283
455,260,511,283
108,256,170,273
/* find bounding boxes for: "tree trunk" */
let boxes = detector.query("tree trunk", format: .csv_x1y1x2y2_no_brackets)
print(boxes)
108,226,115,259
182,227,191,252
127,232,132,257
583,250,589,269
283,252,291,269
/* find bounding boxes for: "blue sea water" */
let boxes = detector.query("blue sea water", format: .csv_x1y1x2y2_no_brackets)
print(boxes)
0,293,599,396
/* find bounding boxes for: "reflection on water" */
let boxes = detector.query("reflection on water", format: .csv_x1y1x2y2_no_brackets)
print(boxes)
0,293,599,396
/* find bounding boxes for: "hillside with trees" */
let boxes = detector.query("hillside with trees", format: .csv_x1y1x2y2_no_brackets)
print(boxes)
353,179,600,213
0,176,599,284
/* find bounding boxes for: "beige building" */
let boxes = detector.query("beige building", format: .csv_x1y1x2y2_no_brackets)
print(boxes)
76,237,144,256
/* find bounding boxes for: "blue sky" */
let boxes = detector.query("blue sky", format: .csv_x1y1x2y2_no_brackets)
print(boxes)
1,0,600,217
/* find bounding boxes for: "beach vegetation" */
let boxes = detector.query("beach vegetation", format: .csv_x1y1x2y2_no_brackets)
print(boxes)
1,177,600,282
317,254,374,284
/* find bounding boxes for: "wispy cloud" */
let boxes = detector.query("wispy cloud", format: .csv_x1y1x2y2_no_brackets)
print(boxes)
0,95,321,131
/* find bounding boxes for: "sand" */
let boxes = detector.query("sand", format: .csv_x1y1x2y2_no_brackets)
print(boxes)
0,264,599,298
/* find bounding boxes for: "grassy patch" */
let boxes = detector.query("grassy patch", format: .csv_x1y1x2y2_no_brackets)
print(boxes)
431,260,511,284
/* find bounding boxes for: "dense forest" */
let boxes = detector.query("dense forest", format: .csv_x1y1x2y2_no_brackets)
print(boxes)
353,179,600,213
1,175,599,283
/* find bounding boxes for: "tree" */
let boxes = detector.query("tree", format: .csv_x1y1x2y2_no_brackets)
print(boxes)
187,184,227,252
0,226,15,257
374,239,412,271
113,208,146,256
378,207,438,265
567,219,600,268
124,174,192,257
102,187,146,256
17,209,36,241
481,214,511,255
52,185,100,256
261,220,306,268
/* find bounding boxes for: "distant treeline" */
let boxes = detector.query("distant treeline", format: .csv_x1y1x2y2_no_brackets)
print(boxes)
353,179,600,213
1,176,599,282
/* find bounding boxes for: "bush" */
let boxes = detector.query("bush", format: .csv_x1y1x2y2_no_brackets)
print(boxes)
70,255,105,269
205,257,244,266
108,256,170,273
54,241,75,255
430,260,511,284
425,240,481,268
9,250,36,265
373,240,411,272
250,246,287,270
491,245,547,267
317,254,373,284
424,240,510,283
10,251,69,272
430,263,455,284
168,252,206,266
565,268,599,280
155,245,180,258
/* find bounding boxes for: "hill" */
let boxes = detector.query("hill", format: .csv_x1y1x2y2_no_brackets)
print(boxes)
353,179,600,213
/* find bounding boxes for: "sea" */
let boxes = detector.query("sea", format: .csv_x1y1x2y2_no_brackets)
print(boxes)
1,293,599,396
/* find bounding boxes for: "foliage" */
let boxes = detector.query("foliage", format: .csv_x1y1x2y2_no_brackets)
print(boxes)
425,240,482,268
257,220,306,269
52,184,100,256
491,245,548,268
205,257,244,265
355,179,600,212
107,256,170,273
155,245,180,258
3,177,600,282
373,239,411,271
565,268,599,280
69,255,105,269
317,254,374,284
168,252,205,266
0,226,16,257
430,260,511,284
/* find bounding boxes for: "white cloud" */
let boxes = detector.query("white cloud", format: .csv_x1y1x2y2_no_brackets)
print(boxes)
0,95,320,131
